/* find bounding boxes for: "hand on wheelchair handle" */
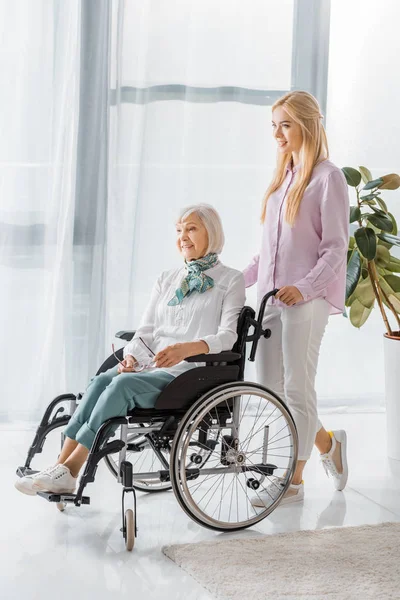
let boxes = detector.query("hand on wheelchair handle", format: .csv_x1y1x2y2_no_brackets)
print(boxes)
275,285,304,306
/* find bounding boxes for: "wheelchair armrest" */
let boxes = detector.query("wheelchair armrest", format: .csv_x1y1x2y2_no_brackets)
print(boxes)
185,350,241,363
115,330,136,342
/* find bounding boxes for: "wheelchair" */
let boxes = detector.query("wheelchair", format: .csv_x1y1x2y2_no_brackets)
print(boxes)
16,289,298,551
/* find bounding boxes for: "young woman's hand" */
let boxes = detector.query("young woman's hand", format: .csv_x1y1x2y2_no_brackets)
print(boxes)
276,286,304,306
117,355,137,374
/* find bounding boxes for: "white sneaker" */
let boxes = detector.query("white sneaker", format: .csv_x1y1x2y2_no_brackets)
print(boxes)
15,464,77,496
320,430,348,491
14,465,57,496
251,478,304,508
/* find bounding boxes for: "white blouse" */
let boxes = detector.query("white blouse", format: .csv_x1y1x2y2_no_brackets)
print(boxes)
123,262,246,377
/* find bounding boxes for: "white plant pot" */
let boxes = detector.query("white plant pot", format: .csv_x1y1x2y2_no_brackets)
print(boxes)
383,332,400,461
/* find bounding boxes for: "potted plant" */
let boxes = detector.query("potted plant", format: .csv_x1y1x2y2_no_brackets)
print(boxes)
343,165,400,460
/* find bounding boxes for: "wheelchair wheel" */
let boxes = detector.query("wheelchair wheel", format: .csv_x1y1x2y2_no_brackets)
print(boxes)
105,427,173,492
124,508,135,551
170,382,298,532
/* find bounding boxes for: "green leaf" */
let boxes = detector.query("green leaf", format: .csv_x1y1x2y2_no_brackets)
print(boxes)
349,298,374,327
378,215,397,248
342,167,361,187
369,206,387,216
367,214,394,232
354,276,375,308
388,294,400,313
349,206,361,223
360,193,380,201
363,177,383,191
384,274,400,293
386,254,400,273
377,197,388,213
355,227,377,260
387,262,400,273
375,245,391,268
377,233,400,247
389,213,398,235
349,236,355,249
346,249,361,300
359,166,373,184
380,174,400,190
378,278,400,313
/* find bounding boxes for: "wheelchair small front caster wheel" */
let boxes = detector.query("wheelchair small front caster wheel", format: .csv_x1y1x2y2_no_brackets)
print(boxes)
124,508,135,551
56,502,66,512
246,478,260,491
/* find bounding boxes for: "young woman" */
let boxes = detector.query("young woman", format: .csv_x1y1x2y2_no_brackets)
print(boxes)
244,91,349,506
15,204,245,496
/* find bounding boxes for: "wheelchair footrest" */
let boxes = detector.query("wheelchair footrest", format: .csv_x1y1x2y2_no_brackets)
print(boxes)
16,466,39,478
37,491,90,505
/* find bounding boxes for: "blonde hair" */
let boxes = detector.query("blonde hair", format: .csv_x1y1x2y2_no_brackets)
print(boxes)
177,203,225,254
261,91,329,225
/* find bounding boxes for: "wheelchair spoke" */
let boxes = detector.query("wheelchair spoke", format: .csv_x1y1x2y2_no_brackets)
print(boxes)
187,471,222,496
202,474,229,513
244,436,293,461
236,472,251,521
172,384,297,530
241,404,279,451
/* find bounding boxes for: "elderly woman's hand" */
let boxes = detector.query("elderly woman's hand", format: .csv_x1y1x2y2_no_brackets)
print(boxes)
154,344,187,368
154,340,209,368
117,355,137,374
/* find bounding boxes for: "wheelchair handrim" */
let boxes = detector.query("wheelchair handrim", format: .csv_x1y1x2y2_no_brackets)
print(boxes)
170,384,298,531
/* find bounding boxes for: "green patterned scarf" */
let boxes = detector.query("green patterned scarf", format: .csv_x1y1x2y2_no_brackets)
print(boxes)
168,253,220,306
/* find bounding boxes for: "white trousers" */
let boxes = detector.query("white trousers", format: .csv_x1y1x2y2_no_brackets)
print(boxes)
255,298,331,460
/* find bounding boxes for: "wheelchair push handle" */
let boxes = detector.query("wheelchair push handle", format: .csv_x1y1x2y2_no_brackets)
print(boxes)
247,288,279,362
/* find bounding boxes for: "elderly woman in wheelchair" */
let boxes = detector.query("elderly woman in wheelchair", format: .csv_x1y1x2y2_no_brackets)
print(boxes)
15,203,298,550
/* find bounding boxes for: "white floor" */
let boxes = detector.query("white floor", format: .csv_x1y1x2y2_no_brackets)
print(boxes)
2,412,400,600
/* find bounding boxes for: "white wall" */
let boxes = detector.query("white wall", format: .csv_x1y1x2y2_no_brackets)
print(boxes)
316,0,400,409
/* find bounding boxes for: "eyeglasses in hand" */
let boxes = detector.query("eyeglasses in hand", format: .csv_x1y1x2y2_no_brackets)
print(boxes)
112,337,156,372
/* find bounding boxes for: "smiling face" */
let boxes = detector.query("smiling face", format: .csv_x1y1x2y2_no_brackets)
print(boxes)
176,212,209,261
272,106,303,159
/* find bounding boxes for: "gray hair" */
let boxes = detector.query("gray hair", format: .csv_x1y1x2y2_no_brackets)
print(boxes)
177,203,225,254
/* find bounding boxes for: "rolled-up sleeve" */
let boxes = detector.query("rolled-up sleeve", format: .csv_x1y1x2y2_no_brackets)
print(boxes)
243,254,260,288
200,272,246,354
294,171,349,300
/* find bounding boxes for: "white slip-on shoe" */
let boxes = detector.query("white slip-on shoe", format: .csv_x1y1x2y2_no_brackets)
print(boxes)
251,478,304,508
14,465,57,496
320,429,348,491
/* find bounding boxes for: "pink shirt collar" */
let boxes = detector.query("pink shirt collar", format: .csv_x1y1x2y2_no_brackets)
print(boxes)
286,161,301,174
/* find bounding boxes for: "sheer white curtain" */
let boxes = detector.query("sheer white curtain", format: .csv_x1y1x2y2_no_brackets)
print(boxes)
1,0,301,421
106,0,294,354
0,2,81,420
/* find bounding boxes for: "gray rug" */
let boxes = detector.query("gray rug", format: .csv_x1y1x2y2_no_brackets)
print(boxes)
163,522,400,600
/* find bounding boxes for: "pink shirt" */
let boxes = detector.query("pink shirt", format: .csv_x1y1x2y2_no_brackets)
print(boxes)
243,159,349,314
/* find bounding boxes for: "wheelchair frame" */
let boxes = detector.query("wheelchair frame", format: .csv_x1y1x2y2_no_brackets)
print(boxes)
16,289,298,550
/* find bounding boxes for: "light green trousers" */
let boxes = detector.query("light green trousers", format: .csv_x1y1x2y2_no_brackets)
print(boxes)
64,366,174,449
